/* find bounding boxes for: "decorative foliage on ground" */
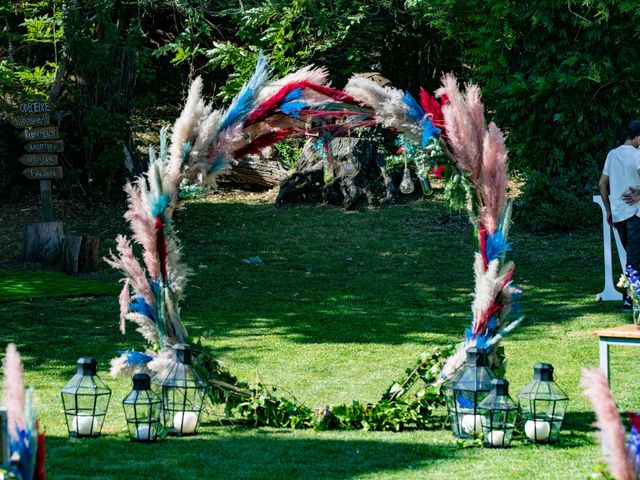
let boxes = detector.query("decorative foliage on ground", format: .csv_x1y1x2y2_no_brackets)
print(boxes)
189,340,454,431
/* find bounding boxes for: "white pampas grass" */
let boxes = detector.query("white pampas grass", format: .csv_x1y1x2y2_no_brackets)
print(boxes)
189,109,222,177
437,342,473,384
345,74,425,144
146,349,173,373
125,312,159,345
166,76,208,196
109,352,151,378
258,65,330,103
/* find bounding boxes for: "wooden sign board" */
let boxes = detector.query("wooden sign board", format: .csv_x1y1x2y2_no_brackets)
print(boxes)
19,153,59,167
11,113,50,128
25,140,64,153
21,126,59,141
19,101,50,114
23,166,63,180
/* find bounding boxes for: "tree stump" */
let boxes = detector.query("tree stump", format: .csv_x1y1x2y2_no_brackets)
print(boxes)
63,234,100,274
276,137,397,209
219,151,290,188
24,221,64,264
63,235,82,275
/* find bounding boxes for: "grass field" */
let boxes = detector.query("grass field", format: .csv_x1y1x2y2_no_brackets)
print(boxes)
0,191,631,479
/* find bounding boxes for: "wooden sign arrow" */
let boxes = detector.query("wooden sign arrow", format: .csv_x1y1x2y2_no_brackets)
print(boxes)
10,113,50,129
23,166,63,180
18,153,59,167
24,140,64,153
21,126,59,141
19,101,50,114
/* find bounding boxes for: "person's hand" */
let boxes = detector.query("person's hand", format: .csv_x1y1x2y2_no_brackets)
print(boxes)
623,187,640,205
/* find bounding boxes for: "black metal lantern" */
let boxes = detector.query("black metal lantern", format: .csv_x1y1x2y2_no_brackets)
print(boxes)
443,347,496,438
61,357,111,438
478,378,519,448
123,373,162,442
517,363,569,443
152,344,207,436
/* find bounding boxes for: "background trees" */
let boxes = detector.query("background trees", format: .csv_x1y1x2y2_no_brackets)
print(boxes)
2,0,639,230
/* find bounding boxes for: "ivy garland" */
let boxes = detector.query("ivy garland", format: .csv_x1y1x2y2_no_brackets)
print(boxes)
191,340,455,431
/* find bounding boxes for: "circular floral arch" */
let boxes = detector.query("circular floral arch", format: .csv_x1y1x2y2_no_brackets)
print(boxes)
105,54,521,429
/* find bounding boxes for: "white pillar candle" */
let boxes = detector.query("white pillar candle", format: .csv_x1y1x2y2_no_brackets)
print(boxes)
486,430,506,446
525,419,551,441
135,425,153,441
72,414,97,435
173,411,198,434
461,414,483,434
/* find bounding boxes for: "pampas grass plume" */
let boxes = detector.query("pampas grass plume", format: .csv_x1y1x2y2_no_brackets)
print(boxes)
582,367,637,480
3,343,25,440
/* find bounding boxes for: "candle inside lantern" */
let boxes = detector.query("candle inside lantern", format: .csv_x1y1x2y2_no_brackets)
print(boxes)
524,419,551,441
461,414,483,434
72,414,97,435
135,425,153,441
486,430,505,446
173,411,197,434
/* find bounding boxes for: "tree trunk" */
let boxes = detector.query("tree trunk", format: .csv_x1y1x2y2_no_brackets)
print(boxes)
219,155,290,188
24,221,64,264
63,234,100,274
276,136,398,209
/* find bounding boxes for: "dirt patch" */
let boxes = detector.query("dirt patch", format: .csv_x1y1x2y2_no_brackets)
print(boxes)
0,196,127,268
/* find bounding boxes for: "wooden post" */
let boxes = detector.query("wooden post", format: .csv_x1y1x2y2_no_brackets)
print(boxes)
16,100,66,264
40,179,54,222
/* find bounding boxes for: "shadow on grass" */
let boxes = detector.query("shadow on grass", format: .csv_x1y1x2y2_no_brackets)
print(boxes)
0,198,621,368
46,431,457,480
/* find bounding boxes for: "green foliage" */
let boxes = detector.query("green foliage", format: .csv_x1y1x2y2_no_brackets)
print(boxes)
386,137,475,211
196,341,454,431
409,0,640,229
60,0,151,196
273,141,302,170
0,1,62,101
587,462,615,480
179,178,209,200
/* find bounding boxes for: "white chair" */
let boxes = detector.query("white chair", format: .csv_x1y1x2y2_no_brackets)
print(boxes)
593,195,626,301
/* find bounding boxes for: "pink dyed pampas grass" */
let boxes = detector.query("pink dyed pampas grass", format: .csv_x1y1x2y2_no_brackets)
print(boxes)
480,123,508,234
582,368,637,480
123,181,159,280
104,234,153,306
436,74,484,181
436,74,510,234
3,343,25,440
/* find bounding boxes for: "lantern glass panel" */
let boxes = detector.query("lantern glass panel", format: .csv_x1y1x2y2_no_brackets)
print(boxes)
443,348,495,438
60,358,111,438
152,344,207,436
479,379,518,448
123,375,163,442
517,363,569,443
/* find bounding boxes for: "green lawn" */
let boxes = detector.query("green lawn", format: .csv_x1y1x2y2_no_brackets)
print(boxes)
0,269,118,303
0,191,629,479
